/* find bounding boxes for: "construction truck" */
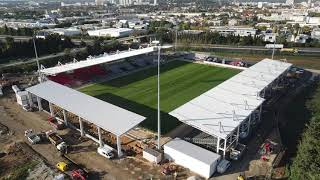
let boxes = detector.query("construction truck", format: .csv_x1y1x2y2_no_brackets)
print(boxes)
280,48,298,53
56,161,88,180
24,129,41,144
46,130,69,155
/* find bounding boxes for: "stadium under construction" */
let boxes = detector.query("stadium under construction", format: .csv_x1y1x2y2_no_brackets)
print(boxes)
12,44,296,178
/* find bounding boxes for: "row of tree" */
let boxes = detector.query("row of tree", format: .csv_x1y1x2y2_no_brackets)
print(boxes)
289,83,320,179
0,34,74,64
0,25,35,36
158,31,266,46
155,30,320,48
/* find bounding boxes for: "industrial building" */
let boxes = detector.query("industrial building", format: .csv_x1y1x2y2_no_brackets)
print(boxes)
87,28,133,38
47,28,82,36
210,26,257,37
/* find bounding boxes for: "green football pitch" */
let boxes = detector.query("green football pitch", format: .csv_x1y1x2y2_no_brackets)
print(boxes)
80,60,240,134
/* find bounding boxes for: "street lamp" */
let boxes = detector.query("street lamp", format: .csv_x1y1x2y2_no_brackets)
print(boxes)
152,40,161,150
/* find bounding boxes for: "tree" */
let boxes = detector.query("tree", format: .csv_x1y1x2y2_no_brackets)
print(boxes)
5,37,14,49
293,23,300,35
289,84,320,180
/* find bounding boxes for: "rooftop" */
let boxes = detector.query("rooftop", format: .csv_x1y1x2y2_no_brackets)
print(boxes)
164,138,221,164
170,59,292,139
26,80,146,136
40,46,156,75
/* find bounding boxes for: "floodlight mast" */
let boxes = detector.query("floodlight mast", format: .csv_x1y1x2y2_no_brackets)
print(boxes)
33,33,42,82
33,37,40,71
152,40,161,150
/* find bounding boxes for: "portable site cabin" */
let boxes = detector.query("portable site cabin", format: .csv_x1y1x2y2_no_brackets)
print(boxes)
15,91,37,107
164,138,221,178
143,148,162,164
12,85,20,93
16,91,29,106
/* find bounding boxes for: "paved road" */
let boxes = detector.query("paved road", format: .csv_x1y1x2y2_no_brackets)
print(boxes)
175,43,320,53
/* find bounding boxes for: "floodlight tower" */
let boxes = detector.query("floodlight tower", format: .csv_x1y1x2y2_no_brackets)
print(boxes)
152,40,161,150
33,33,42,82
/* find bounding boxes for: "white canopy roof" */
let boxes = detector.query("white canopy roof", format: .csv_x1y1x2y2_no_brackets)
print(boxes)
170,59,291,139
40,47,156,75
26,80,146,136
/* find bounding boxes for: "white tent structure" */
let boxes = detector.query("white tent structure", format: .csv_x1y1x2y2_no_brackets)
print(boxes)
26,80,146,157
170,59,292,157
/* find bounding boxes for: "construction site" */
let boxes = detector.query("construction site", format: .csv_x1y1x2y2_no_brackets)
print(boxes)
0,44,318,180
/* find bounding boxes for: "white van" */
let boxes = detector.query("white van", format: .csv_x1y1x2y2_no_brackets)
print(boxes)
97,146,114,159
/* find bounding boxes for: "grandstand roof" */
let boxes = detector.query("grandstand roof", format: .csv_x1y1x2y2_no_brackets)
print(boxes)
40,46,157,75
169,59,292,139
26,80,146,136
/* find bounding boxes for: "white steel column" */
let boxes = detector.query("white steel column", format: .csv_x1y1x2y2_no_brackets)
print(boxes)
157,44,161,150
216,137,220,153
49,102,54,117
259,105,263,122
62,110,68,126
97,127,103,147
248,114,252,134
36,96,42,111
117,136,123,157
236,126,240,144
79,116,84,137
223,138,227,158
27,93,33,107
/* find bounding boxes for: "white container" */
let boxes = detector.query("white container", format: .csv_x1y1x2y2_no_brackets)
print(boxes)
217,159,231,174
143,148,162,164
12,85,20,93
0,85,3,96
164,138,221,178
16,91,29,106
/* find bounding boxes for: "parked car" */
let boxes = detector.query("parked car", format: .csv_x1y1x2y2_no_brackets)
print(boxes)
97,146,114,159
217,159,231,174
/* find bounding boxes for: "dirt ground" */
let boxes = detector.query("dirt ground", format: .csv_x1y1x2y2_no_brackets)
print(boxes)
0,96,195,180
0,132,57,179
1,68,313,180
